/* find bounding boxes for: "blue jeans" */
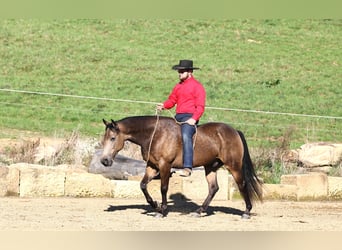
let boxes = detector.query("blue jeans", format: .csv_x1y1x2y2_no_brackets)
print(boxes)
175,113,197,169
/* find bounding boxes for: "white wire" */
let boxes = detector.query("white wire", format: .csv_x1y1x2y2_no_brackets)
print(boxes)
0,88,341,120
0,101,336,133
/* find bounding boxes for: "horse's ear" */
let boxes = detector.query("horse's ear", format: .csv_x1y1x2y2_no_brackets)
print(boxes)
111,119,118,128
103,119,109,126
108,119,120,131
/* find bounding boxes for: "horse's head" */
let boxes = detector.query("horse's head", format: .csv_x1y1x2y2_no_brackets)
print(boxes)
100,119,125,167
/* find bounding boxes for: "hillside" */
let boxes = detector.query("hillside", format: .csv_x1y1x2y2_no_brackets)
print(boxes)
0,19,341,148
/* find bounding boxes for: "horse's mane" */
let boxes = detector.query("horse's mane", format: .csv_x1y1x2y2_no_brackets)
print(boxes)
118,116,176,133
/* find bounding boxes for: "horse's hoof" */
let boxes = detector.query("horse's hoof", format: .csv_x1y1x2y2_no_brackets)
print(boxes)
153,201,160,209
241,213,251,219
189,212,201,218
154,212,164,218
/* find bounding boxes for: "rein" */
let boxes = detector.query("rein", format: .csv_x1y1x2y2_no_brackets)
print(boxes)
146,110,160,162
145,109,198,163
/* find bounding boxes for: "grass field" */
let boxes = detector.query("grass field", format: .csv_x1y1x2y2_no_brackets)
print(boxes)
0,19,341,149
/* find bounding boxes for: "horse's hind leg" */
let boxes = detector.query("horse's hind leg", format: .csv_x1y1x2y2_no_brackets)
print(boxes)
140,166,159,210
194,163,221,216
230,169,252,219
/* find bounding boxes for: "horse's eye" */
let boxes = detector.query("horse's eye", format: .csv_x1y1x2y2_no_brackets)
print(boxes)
110,137,115,142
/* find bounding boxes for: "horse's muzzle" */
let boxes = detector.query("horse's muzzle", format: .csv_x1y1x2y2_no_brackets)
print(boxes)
100,157,113,167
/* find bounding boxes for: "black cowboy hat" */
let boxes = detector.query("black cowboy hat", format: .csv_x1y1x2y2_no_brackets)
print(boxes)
172,60,200,70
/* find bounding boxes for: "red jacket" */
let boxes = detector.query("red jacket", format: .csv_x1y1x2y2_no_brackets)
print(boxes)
163,76,206,121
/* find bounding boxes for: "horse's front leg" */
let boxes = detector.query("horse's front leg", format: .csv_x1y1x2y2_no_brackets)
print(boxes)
140,166,159,210
157,165,171,217
193,167,219,217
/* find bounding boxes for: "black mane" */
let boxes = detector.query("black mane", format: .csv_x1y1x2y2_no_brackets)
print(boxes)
118,116,176,132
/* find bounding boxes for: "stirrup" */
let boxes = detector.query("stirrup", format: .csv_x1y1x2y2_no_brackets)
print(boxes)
179,168,192,177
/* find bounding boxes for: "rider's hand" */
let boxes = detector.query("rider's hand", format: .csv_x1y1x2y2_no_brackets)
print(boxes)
186,118,197,126
156,103,164,111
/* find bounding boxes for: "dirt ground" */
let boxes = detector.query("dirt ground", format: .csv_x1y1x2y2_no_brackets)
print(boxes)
1,134,341,232
1,197,341,231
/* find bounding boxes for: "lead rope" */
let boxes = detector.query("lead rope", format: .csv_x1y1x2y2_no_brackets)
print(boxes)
146,109,160,163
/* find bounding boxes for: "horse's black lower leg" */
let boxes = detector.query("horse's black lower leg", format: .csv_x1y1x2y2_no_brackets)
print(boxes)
243,202,252,219
196,183,219,215
140,167,159,210
239,182,253,219
230,170,253,219
242,199,252,219
141,166,170,218
158,183,168,217
140,181,158,209
156,169,170,217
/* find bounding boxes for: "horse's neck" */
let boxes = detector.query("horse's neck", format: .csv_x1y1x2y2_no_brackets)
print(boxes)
121,120,155,148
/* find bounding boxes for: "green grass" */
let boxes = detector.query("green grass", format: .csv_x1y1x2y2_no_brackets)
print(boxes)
0,19,341,149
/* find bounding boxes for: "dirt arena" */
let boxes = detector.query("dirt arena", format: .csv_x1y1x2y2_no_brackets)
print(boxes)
1,197,341,231
1,136,341,231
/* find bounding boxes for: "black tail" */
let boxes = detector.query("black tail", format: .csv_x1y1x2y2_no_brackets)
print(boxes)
237,130,263,203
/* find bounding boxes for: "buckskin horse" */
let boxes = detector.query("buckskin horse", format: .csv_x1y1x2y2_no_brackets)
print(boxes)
100,116,263,218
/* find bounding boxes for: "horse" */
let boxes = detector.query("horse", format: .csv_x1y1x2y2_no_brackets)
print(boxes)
100,115,263,218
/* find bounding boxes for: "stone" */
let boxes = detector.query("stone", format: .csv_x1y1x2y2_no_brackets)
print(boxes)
298,142,342,168
262,183,297,200
65,172,113,197
15,164,66,197
227,174,241,200
0,166,20,196
328,177,342,200
89,149,146,180
112,180,144,198
281,173,328,200
54,164,88,173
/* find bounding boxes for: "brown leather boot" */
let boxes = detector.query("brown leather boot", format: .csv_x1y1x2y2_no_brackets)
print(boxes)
179,168,192,177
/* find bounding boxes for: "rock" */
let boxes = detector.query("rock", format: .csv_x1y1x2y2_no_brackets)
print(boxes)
89,149,146,180
10,163,66,197
65,172,113,197
5,163,113,198
0,166,20,196
112,180,144,198
34,137,98,165
282,149,299,163
281,173,328,200
297,142,342,168
306,166,332,174
262,184,297,200
54,164,88,173
328,177,342,200
34,145,58,163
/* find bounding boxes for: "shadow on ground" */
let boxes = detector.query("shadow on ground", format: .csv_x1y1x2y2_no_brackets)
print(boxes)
104,192,244,217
